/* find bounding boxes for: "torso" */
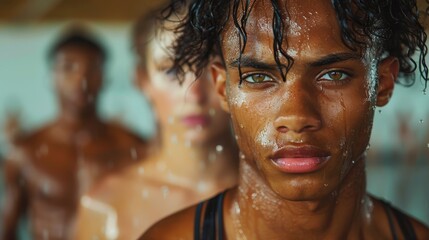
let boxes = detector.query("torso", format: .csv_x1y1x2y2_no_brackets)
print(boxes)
12,121,146,240
78,154,235,240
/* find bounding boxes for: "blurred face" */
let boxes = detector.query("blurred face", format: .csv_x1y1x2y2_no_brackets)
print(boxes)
53,44,103,111
214,0,395,200
141,29,231,145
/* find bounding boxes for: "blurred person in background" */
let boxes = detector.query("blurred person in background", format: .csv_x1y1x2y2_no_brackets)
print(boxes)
0,26,147,240
75,7,239,240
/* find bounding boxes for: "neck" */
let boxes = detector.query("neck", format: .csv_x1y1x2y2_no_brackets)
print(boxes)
57,107,101,132
147,127,238,192
230,156,369,239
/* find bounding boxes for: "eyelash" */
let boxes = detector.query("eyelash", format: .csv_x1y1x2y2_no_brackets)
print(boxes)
241,73,274,84
239,70,353,87
318,70,352,83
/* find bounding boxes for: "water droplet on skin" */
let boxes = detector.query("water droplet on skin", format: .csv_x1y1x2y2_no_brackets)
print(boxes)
234,201,241,214
161,186,170,199
184,140,192,148
170,135,178,144
235,135,239,140
239,124,244,129
197,182,207,192
216,145,223,152
81,79,87,91
43,228,49,239
42,182,50,194
209,108,216,116
168,116,174,124
352,160,355,164
194,125,202,132
251,193,257,200
141,189,149,198
324,183,329,187
130,148,137,160
156,161,166,171
240,152,246,159
133,217,141,227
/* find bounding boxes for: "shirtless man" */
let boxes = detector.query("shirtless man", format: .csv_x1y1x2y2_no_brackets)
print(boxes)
0,28,146,240
75,10,238,240
141,0,429,239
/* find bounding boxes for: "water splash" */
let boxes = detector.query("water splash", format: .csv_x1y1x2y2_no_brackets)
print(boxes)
209,108,216,116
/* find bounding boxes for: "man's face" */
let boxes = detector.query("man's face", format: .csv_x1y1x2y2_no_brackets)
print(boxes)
216,0,393,200
53,44,103,110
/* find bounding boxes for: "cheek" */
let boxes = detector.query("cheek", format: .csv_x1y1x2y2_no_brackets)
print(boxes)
151,88,180,124
323,87,373,157
228,88,278,156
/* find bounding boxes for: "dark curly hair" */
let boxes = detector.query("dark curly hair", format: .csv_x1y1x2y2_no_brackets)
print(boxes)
48,25,107,63
164,0,428,90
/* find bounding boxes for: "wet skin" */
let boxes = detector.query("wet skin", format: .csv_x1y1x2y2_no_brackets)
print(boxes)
0,45,147,240
141,0,429,239
74,26,238,240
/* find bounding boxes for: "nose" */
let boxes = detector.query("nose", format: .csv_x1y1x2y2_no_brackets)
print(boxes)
273,82,322,134
184,72,208,104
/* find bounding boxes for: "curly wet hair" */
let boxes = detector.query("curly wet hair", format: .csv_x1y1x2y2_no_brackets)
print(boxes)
164,0,429,89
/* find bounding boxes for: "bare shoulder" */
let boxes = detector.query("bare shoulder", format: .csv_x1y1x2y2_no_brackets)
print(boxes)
371,197,429,239
105,121,147,145
87,165,137,201
139,205,197,240
13,124,53,147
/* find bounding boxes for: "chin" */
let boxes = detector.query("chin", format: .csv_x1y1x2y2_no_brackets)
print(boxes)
266,172,336,201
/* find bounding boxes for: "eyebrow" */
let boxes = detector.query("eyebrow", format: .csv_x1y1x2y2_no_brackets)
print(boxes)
308,52,361,67
228,52,361,70
228,56,279,70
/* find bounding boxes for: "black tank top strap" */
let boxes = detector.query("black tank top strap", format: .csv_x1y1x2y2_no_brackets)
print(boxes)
194,190,227,240
381,199,417,240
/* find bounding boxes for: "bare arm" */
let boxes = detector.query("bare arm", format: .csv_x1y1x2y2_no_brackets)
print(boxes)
0,157,27,240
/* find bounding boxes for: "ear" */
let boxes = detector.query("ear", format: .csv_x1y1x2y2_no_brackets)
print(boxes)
211,62,229,112
376,57,398,107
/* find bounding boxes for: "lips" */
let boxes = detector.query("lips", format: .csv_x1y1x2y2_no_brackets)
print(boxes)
182,114,210,127
270,146,331,173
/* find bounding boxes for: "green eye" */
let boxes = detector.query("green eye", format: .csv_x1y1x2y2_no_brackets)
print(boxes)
320,71,349,81
243,74,273,83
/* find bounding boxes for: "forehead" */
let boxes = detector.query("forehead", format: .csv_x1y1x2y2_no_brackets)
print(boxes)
221,0,350,62
147,29,175,62
55,44,102,62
